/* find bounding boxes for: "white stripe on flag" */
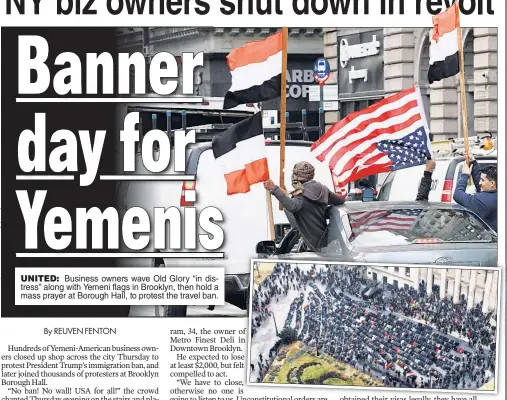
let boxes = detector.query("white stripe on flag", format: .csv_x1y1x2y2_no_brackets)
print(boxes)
215,134,266,174
429,29,459,65
229,51,282,92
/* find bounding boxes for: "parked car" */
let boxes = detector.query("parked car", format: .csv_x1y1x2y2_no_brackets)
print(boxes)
256,201,497,267
118,140,336,317
378,154,497,203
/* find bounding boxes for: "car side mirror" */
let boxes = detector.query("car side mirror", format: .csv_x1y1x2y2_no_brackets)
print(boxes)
362,188,375,202
256,240,276,255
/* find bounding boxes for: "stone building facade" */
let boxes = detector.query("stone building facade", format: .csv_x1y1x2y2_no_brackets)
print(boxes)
115,27,325,125
323,28,498,142
364,266,499,314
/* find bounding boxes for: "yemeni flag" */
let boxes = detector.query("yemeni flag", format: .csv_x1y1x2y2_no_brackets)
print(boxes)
223,31,283,109
212,113,269,195
428,2,460,84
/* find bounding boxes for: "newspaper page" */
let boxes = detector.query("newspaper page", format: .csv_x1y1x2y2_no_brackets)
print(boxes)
0,2,504,400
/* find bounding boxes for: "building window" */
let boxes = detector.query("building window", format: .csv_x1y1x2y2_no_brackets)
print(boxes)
393,280,398,289
394,267,399,273
383,276,388,284
405,268,410,277
373,273,378,282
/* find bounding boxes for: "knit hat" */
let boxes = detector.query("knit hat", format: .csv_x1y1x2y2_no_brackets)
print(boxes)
292,161,315,185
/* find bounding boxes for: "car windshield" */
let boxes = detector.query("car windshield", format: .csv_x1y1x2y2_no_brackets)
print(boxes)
328,208,496,248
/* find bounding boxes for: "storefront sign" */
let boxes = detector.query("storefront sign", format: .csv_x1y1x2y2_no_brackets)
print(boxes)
286,68,315,99
338,30,384,100
349,66,368,83
340,35,380,68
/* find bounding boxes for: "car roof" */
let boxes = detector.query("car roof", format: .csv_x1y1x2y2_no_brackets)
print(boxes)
433,155,497,162
339,201,468,213
190,139,313,150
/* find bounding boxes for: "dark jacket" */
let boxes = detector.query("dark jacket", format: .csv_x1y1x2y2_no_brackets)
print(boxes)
453,160,497,232
416,171,433,201
270,180,345,251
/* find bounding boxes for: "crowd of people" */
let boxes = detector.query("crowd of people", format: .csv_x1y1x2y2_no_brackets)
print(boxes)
250,263,497,389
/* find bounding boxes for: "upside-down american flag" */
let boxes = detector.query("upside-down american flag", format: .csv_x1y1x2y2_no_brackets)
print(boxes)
311,86,432,193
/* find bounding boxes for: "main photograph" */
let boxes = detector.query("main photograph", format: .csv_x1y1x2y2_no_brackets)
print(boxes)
116,21,498,317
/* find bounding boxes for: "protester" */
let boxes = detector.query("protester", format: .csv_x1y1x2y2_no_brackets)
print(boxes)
453,157,497,232
263,161,345,251
346,179,377,201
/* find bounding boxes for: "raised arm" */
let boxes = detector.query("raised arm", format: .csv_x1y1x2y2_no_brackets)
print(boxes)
453,172,483,214
469,159,482,193
270,186,304,213
415,159,435,201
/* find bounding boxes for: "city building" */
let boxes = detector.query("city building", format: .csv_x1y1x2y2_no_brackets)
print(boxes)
115,27,325,126
322,28,498,142
115,27,497,189
364,265,499,314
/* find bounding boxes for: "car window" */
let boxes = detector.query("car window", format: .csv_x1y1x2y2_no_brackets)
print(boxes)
326,208,496,249
341,214,353,240
275,224,291,244
297,239,308,253
378,171,396,201
290,237,301,253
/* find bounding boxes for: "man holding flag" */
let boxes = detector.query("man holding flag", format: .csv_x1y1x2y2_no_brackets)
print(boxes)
214,28,291,240
427,3,497,229
263,161,345,252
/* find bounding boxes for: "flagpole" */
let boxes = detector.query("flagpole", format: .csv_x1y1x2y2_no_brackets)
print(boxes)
266,190,276,240
279,26,289,210
456,7,470,163
261,103,276,241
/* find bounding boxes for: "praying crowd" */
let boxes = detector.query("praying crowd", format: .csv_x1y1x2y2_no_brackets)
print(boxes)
250,263,497,389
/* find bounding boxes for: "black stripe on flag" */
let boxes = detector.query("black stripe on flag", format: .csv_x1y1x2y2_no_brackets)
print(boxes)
428,52,459,84
212,112,263,158
223,75,281,110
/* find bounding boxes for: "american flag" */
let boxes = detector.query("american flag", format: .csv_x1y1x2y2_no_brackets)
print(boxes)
311,86,431,192
348,209,422,234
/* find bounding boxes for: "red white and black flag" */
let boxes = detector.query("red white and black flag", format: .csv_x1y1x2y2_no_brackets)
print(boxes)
212,112,269,195
223,31,283,109
428,2,460,84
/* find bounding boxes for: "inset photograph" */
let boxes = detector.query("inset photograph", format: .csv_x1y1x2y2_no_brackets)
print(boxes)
249,262,499,390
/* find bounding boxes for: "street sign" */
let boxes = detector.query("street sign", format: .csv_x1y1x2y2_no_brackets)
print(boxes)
309,85,338,102
323,101,339,111
313,57,330,85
